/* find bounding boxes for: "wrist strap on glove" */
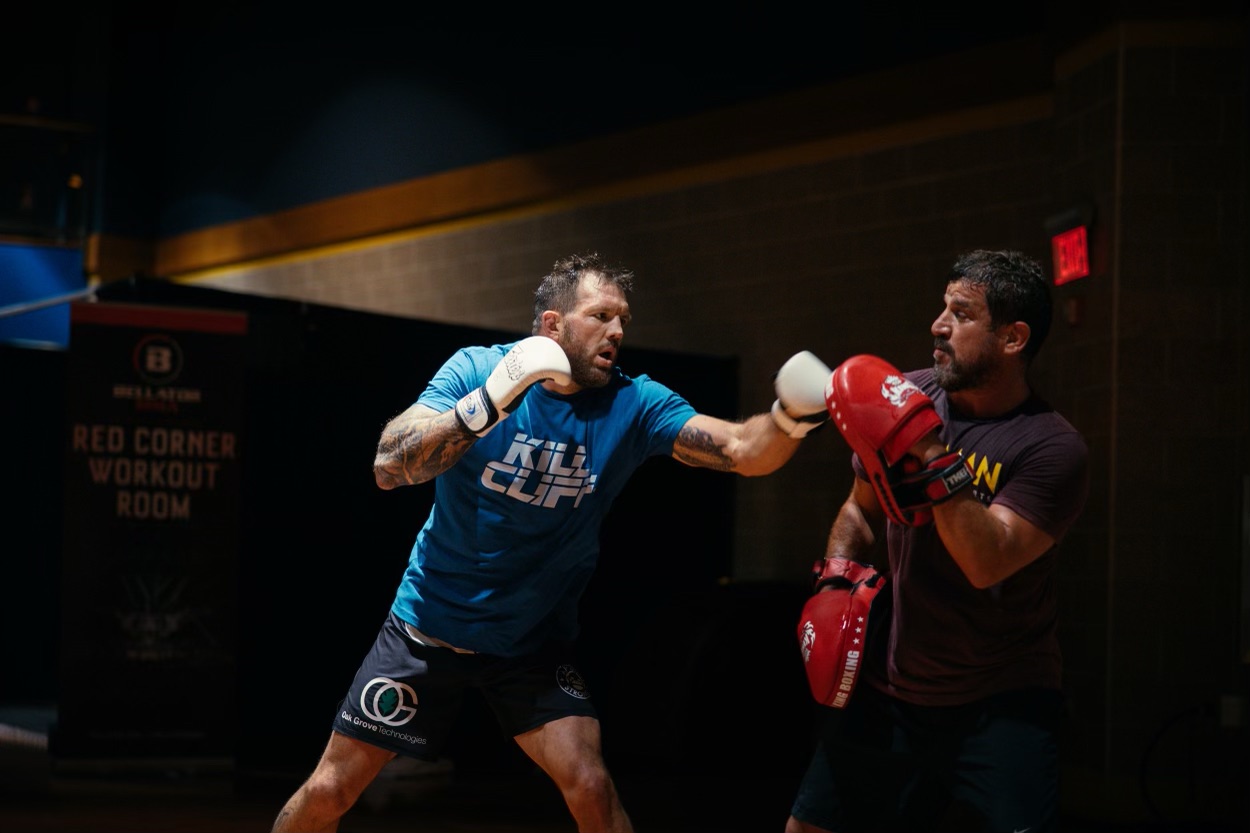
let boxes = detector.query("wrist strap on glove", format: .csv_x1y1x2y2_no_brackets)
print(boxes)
896,450,972,505
454,386,499,436
810,556,886,593
771,399,826,438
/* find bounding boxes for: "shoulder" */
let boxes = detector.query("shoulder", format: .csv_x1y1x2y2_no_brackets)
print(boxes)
1020,395,1086,446
464,341,515,362
601,365,671,395
420,342,516,406
623,371,697,410
602,368,696,442
1026,408,1088,462
443,342,515,373
993,401,1089,495
623,369,672,393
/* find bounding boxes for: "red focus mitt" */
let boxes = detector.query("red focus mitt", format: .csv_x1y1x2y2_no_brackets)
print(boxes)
796,558,888,709
824,354,972,526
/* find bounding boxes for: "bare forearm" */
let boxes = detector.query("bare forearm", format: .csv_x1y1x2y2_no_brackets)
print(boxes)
914,437,1033,587
826,506,874,561
825,479,884,564
931,494,1051,588
673,412,800,476
374,408,474,489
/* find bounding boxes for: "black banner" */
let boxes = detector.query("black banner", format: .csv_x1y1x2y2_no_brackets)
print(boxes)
56,301,246,759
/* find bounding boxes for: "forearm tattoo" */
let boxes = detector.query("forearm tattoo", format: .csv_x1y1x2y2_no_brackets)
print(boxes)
374,410,475,487
673,422,734,472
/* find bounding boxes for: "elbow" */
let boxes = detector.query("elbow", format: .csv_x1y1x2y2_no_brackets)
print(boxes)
960,561,1013,590
731,447,794,478
375,464,432,489
374,464,401,490
944,546,1002,589
741,465,781,478
732,459,782,478
966,573,1000,591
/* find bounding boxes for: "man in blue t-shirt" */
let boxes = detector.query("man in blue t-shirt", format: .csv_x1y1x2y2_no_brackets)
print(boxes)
272,252,834,833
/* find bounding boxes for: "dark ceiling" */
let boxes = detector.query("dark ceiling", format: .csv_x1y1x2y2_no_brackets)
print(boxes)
3,2,1241,241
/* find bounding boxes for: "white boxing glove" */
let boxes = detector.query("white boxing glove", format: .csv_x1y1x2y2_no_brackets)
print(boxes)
455,336,572,437
771,350,834,438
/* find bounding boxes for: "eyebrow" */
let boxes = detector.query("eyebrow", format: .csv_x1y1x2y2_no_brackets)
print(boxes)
946,290,982,309
585,300,630,316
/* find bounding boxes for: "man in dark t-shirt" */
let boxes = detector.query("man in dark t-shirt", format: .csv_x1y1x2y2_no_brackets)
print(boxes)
788,250,1090,833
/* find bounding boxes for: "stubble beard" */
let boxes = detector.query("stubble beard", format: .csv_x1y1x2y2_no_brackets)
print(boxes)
570,357,611,389
933,346,991,393
561,335,613,389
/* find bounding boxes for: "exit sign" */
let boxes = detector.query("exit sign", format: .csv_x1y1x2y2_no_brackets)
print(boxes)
1051,226,1089,285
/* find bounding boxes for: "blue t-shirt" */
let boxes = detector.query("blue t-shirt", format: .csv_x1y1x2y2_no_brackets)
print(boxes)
390,341,698,656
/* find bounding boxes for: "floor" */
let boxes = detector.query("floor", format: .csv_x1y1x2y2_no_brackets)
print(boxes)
0,706,1241,833
0,748,807,833
0,703,801,833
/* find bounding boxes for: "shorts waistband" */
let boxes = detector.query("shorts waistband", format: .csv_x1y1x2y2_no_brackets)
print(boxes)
401,621,477,654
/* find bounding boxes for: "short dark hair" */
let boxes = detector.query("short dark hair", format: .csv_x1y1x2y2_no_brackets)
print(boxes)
532,252,635,333
948,249,1052,362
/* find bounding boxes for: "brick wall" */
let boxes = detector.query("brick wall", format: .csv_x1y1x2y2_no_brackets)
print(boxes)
189,111,1060,579
1050,22,1249,826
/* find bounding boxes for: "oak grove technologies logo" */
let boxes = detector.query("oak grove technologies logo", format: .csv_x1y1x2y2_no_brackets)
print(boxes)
360,677,418,726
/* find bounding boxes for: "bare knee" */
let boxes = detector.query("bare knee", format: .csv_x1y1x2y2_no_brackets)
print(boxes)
298,767,363,817
562,759,615,802
556,760,626,827
273,734,392,832
272,769,359,832
514,716,631,831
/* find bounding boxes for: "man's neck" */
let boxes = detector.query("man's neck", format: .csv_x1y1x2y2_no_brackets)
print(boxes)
946,373,1032,419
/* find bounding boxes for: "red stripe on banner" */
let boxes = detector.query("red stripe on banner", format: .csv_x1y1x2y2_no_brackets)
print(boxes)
71,302,248,334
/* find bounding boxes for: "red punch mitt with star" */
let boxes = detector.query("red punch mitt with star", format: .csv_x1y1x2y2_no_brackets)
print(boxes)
796,557,888,709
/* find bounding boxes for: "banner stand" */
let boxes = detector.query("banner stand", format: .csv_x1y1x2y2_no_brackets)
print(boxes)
54,301,246,762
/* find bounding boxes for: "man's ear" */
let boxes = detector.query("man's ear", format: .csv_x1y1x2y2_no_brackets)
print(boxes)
1001,321,1031,356
539,309,561,338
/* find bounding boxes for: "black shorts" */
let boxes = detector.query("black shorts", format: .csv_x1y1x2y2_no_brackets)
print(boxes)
791,685,1064,833
330,612,598,760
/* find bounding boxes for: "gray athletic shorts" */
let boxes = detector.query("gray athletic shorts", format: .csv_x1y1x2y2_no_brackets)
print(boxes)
331,612,598,760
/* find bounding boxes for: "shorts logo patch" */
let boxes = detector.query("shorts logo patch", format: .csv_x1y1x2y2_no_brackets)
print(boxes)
360,676,419,726
556,664,589,699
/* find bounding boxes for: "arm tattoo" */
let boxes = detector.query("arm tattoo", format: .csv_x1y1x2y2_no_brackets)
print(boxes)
374,410,475,487
672,422,734,472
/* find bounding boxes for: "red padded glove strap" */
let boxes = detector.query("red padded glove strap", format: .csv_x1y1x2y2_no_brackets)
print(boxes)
918,451,973,503
890,450,973,508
